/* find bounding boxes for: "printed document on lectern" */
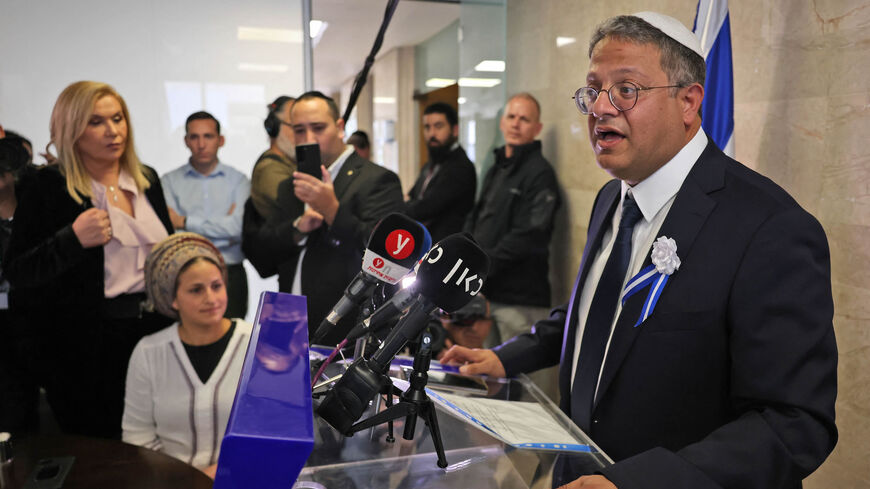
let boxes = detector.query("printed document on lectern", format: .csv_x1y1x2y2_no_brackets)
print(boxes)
392,378,594,453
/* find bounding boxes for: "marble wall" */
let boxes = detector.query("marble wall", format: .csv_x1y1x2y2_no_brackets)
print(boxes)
504,0,870,487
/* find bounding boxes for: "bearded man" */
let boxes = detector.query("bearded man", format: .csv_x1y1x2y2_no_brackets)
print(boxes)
406,102,476,244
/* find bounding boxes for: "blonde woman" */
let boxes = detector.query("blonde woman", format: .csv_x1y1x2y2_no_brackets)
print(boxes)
124,233,251,477
4,81,174,439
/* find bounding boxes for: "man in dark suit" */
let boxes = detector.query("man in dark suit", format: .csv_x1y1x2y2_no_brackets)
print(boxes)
405,102,476,244
282,91,404,345
442,12,837,489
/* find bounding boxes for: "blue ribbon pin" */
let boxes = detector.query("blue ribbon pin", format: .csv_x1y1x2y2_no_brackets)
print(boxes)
621,264,670,327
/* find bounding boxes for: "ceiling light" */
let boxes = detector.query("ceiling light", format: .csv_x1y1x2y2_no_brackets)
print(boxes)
310,20,329,39
374,97,396,104
458,97,467,104
310,20,329,48
425,78,456,88
238,63,289,73
474,60,505,72
310,20,324,38
556,36,577,47
458,77,502,88
237,26,301,43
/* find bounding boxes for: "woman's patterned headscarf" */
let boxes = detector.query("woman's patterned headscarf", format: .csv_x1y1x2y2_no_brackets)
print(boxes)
144,232,226,319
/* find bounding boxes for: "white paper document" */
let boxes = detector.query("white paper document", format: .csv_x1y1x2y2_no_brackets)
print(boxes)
392,378,594,453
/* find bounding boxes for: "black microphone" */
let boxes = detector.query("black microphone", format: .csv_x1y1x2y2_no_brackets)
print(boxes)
345,279,418,341
315,233,488,433
311,213,431,344
369,233,489,371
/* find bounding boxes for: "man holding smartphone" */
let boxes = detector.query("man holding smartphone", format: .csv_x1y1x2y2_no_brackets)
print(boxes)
280,91,404,343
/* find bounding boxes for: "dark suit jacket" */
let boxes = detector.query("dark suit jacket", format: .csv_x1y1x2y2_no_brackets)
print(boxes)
244,152,404,344
495,141,837,489
5,164,174,311
405,145,476,244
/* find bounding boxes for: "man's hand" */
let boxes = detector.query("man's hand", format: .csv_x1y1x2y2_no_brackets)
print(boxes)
294,207,324,235
557,475,617,489
439,345,506,378
72,208,112,248
168,207,186,230
293,166,339,225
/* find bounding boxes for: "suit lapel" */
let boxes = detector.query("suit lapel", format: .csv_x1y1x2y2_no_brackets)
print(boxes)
559,180,621,410
309,153,362,249
332,153,364,199
592,143,725,410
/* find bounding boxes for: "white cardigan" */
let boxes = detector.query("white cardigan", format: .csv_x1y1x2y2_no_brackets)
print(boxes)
122,320,252,468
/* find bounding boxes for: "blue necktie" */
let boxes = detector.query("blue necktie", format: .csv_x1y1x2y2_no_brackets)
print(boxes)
571,193,643,430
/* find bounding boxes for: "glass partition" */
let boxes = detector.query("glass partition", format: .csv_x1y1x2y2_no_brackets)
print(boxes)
458,0,507,189
413,0,506,194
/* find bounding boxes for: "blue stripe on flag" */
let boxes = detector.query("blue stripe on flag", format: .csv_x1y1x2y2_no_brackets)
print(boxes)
701,13,734,153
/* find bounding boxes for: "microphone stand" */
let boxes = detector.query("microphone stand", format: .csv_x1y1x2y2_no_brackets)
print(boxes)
354,296,402,442
345,333,448,468
356,332,399,444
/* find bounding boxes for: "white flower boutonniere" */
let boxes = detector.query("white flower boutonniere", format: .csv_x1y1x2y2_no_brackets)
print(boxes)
651,236,681,275
621,236,681,327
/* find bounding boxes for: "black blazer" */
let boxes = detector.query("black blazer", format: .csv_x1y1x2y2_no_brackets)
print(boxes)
495,141,837,489
405,145,476,244
245,153,404,344
4,164,173,311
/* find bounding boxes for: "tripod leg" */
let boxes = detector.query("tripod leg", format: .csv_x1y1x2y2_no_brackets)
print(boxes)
347,402,414,435
370,391,383,441
420,400,448,468
403,410,417,440
384,391,395,443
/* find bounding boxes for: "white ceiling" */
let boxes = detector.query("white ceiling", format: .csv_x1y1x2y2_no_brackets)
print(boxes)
312,0,460,94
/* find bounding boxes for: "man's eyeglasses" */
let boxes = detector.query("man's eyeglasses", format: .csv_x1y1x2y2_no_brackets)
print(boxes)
572,81,684,115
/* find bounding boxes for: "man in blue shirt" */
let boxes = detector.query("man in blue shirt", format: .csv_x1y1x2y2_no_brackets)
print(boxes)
162,111,251,318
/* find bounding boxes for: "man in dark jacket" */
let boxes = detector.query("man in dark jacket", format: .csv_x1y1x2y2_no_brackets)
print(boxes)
268,91,404,345
406,102,476,244
465,93,560,348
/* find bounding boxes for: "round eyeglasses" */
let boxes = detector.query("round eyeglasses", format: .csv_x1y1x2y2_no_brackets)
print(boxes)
572,81,684,115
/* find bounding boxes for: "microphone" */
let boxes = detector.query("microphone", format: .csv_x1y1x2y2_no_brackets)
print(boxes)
369,233,489,371
315,233,489,433
311,213,431,344
345,279,418,342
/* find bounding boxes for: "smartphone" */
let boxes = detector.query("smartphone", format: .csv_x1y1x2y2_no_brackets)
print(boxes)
295,143,322,178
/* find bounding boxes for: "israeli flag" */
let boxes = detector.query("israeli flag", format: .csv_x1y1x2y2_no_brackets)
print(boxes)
693,0,735,157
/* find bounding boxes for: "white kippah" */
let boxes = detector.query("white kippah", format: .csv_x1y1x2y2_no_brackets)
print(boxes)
632,11,704,58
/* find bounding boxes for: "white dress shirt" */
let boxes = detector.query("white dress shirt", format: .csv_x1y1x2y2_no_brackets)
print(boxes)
570,128,709,399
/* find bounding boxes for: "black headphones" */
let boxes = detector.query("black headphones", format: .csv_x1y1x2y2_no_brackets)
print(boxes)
264,95,294,138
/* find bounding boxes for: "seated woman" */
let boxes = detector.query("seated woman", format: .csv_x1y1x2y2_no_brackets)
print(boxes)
4,81,174,438
123,232,251,476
